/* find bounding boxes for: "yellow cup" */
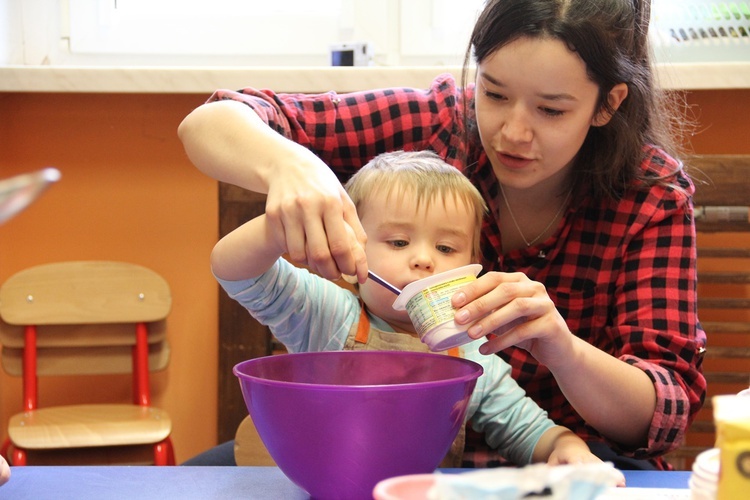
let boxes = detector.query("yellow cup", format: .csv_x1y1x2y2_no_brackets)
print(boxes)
713,394,750,499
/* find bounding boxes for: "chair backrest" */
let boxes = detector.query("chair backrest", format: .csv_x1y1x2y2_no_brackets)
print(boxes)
665,154,750,469
0,261,172,407
0,260,171,326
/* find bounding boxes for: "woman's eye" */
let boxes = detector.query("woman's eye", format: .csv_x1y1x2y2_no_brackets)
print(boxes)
482,89,505,101
541,107,565,117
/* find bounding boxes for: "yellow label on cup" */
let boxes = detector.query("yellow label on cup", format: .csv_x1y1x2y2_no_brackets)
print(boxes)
714,395,750,499
405,275,477,337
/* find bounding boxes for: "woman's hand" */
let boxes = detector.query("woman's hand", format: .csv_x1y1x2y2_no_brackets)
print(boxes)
263,150,368,283
451,271,574,368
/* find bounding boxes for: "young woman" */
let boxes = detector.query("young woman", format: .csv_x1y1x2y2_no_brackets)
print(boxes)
179,0,706,470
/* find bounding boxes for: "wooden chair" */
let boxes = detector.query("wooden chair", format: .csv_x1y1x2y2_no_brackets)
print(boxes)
0,260,175,466
664,154,750,470
234,415,276,466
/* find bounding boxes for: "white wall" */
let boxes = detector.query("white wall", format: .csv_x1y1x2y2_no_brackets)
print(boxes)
1,0,484,67
2,0,744,67
0,0,64,65
0,0,17,65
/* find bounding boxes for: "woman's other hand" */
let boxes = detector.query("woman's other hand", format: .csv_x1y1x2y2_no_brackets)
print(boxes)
452,271,574,368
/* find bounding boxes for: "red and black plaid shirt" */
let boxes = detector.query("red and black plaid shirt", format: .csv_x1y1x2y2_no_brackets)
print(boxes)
209,74,707,470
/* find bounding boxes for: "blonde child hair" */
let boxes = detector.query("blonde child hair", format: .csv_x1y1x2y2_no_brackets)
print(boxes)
344,150,488,261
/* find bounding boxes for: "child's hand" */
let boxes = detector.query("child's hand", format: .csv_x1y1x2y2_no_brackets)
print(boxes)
547,441,601,465
547,434,626,488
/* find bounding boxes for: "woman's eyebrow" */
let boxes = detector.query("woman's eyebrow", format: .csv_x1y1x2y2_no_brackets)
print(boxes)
479,71,502,87
538,91,578,102
480,71,578,102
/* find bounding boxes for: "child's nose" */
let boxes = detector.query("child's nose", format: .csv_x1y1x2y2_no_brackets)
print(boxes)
410,248,434,270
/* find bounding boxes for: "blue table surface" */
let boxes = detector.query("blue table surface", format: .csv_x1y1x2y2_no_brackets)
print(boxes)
0,466,691,500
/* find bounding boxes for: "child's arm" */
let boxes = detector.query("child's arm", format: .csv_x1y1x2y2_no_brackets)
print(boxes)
210,214,286,281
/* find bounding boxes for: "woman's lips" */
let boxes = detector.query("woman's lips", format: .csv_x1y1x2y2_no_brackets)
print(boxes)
497,152,533,170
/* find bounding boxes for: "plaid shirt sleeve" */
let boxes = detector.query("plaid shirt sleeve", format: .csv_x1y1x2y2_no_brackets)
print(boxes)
207,74,469,182
608,149,706,457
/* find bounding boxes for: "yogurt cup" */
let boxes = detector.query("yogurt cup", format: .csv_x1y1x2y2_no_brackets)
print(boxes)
392,264,482,352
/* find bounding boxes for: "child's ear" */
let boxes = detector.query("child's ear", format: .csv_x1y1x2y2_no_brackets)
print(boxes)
592,83,629,127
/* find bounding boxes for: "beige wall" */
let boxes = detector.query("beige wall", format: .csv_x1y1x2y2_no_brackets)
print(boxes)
0,87,748,464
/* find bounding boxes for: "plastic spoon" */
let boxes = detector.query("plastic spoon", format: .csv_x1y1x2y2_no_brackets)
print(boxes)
368,270,402,295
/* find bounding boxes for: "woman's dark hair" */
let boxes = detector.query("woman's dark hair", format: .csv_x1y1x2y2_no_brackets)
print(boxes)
461,0,688,200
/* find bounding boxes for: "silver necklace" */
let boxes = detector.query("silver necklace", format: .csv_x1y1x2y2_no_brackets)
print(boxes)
499,182,572,248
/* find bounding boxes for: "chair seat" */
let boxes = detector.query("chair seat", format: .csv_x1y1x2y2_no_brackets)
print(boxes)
234,415,276,466
8,404,171,449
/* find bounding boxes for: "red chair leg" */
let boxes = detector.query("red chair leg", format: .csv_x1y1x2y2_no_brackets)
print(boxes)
167,439,176,465
153,438,175,466
11,445,27,466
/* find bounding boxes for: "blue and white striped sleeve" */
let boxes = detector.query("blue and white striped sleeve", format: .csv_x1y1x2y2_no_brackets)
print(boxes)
216,258,361,353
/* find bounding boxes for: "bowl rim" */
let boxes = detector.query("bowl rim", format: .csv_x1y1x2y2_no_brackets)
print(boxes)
233,350,483,391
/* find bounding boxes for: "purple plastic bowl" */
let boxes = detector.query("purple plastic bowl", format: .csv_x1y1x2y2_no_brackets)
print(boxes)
234,350,482,499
